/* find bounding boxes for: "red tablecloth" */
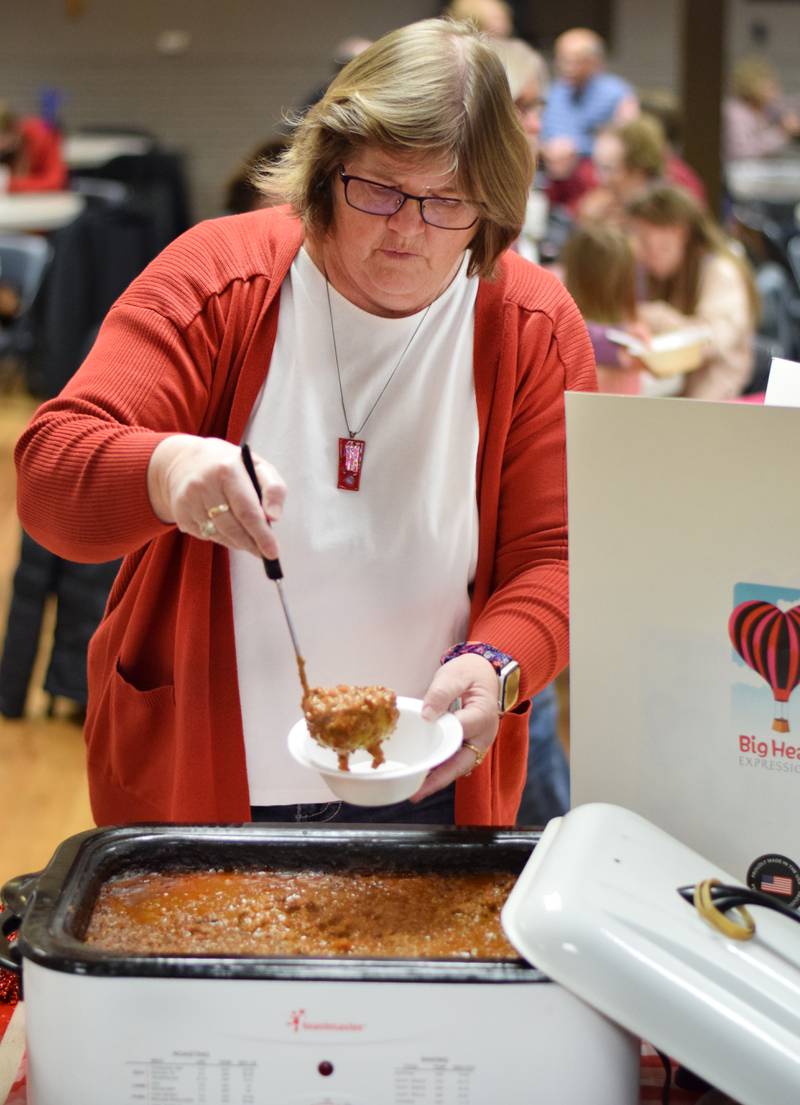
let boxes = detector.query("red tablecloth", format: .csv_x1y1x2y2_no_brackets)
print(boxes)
0,998,25,1105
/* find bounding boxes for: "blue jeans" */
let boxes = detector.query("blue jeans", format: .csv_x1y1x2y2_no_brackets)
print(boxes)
251,783,456,825
516,681,570,826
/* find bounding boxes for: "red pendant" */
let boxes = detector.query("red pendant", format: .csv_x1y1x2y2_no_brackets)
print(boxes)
337,437,365,491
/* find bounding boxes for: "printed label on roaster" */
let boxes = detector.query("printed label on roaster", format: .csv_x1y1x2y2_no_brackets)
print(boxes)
124,1051,477,1105
393,1057,475,1102
127,1054,257,1104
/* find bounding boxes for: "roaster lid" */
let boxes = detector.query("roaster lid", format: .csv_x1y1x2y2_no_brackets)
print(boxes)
501,803,800,1105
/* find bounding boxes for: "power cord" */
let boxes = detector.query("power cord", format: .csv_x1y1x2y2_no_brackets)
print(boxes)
654,1047,672,1105
678,879,800,941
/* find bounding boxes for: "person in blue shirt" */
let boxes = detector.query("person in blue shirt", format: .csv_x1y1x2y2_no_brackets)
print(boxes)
541,28,638,185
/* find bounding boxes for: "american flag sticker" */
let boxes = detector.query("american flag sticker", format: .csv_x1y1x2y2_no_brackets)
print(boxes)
747,853,800,908
760,873,795,896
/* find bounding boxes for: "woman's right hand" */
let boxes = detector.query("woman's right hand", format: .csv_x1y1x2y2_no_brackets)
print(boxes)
146,434,286,559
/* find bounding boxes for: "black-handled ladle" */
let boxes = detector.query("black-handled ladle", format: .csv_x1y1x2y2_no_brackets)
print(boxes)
240,443,309,696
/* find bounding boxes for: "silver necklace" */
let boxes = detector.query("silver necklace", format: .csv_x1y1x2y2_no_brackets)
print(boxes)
325,276,432,491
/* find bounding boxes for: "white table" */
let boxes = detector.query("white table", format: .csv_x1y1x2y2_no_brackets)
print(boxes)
0,192,86,233
726,157,800,203
64,133,151,171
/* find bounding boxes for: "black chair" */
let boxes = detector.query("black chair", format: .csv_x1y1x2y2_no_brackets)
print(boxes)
755,262,799,357
787,235,800,293
0,234,53,363
29,198,158,397
76,150,192,253
69,175,131,208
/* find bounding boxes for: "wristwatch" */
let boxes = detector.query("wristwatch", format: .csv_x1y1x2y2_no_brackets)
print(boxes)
440,641,521,714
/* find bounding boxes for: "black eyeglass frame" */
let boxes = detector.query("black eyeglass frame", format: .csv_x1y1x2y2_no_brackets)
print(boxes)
337,166,481,230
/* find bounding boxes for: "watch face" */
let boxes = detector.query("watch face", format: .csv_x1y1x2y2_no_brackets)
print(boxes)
501,663,521,712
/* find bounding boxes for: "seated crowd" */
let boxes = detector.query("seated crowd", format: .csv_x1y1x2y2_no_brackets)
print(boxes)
225,7,795,406
3,3,796,409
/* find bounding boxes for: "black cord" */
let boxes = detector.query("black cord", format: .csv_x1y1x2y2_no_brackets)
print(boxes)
677,882,800,925
654,1047,672,1105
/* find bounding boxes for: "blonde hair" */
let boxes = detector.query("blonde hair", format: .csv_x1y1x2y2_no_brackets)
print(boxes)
443,0,514,37
490,37,548,101
627,185,760,322
732,57,778,106
562,224,637,324
616,114,666,179
638,87,682,146
255,19,533,278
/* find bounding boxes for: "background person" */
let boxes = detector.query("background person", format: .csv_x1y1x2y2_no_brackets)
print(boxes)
578,115,667,225
442,0,514,38
15,19,596,829
0,100,67,193
490,36,549,262
562,222,647,395
575,114,706,225
540,27,638,185
723,57,800,162
638,87,706,205
627,184,760,401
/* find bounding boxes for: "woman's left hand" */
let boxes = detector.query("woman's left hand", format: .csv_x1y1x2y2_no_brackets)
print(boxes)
410,654,500,802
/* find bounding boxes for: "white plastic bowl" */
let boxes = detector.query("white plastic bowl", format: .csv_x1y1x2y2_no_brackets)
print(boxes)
606,326,710,378
287,696,463,807
639,329,710,377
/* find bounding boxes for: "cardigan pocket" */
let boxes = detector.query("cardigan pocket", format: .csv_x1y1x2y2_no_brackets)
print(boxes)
103,658,177,795
492,698,532,825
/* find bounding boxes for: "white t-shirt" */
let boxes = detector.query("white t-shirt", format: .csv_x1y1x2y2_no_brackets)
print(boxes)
230,247,480,805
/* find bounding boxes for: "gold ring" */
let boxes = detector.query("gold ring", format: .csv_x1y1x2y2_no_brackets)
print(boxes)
207,503,230,520
200,519,217,539
462,740,487,776
693,878,755,941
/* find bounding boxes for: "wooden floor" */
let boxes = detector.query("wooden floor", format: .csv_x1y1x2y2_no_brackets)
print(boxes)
0,384,93,890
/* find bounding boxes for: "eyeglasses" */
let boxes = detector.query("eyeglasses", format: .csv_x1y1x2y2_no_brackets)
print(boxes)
516,96,547,117
338,166,480,230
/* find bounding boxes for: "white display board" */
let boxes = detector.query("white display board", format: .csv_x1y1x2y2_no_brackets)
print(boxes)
765,356,800,408
566,393,800,900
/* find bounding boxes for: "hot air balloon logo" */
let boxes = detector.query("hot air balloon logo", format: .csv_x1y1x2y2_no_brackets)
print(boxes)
728,601,800,733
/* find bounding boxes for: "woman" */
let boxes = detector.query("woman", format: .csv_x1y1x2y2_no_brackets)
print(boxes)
562,222,645,395
723,57,800,162
490,36,551,264
578,115,667,226
0,101,68,193
15,19,596,827
627,185,759,400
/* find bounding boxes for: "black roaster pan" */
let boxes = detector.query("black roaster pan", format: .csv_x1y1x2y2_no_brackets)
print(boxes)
0,824,545,985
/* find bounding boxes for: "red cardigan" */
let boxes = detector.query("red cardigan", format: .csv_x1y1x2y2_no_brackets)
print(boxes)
15,207,596,826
